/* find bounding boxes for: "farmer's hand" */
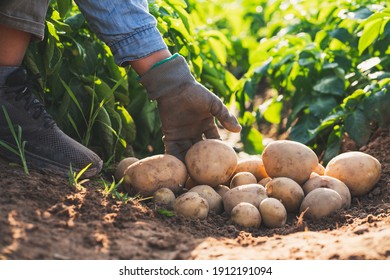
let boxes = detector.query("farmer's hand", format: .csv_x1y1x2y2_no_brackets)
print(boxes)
139,54,241,161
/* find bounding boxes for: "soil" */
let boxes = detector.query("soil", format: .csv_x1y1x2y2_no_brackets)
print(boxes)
0,128,389,260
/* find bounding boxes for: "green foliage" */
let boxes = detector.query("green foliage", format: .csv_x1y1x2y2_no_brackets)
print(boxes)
26,0,389,167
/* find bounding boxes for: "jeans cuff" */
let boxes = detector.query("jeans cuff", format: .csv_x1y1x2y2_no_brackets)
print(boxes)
109,25,168,66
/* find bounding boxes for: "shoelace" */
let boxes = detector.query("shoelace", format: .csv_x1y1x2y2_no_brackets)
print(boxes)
4,74,56,129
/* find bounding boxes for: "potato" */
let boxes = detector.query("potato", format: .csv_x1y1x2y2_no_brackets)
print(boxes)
153,188,176,209
230,172,257,189
259,198,287,228
313,163,325,176
262,140,319,184
302,175,351,209
324,151,382,197
265,177,304,213
231,202,261,228
223,183,268,214
214,185,230,198
233,157,268,181
188,185,223,214
258,177,272,186
185,139,238,186
124,154,187,197
173,192,209,219
114,157,139,181
300,188,342,220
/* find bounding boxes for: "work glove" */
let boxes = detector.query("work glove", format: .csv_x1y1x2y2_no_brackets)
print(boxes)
139,54,242,161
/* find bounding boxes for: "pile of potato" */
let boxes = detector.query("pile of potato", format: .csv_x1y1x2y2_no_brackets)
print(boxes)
116,139,382,229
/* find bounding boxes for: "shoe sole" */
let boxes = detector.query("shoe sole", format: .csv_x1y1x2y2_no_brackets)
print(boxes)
0,143,103,178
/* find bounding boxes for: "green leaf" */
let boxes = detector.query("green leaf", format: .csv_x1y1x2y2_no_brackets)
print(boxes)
345,109,372,147
322,126,343,166
241,127,264,155
313,76,345,95
358,18,382,55
262,98,283,124
308,96,338,118
289,114,320,144
56,0,72,18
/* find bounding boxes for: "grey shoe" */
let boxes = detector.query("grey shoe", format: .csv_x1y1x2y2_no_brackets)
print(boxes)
0,67,103,178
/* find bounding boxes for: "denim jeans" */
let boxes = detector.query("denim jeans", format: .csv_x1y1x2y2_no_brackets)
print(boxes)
0,0,167,65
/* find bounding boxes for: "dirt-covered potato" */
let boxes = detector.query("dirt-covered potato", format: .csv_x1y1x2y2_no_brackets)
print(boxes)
302,175,351,209
233,157,268,181
114,157,139,182
124,154,187,197
324,151,382,197
262,140,319,184
153,188,176,209
188,185,223,214
265,177,304,213
259,198,287,228
214,185,230,198
231,202,262,228
223,183,268,214
173,192,209,219
185,139,238,186
230,172,257,189
300,188,342,220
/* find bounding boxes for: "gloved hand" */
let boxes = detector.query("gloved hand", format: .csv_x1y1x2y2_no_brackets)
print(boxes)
139,54,242,161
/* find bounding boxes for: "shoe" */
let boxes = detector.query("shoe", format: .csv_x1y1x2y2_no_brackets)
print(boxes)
0,67,103,178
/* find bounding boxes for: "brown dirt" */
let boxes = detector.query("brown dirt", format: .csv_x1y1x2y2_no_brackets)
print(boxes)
0,128,389,260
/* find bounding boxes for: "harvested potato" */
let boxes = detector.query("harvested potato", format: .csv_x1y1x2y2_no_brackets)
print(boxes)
300,188,342,220
124,154,187,196
185,139,238,186
114,157,139,181
265,177,304,213
302,175,351,209
214,185,230,198
173,192,209,219
325,151,382,196
223,183,268,214
188,185,223,213
259,198,287,228
230,172,257,189
259,177,272,186
233,157,268,181
313,163,325,176
262,140,319,184
153,188,176,209
231,202,262,228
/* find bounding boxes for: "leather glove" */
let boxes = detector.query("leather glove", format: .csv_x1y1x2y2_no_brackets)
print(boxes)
139,54,241,161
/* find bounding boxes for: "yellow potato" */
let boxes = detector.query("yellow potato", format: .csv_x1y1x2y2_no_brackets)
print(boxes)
230,172,257,189
231,202,262,228
258,177,272,186
324,151,382,197
124,154,187,197
265,177,304,213
300,188,342,220
222,183,268,214
262,140,319,184
153,188,176,209
173,192,209,219
302,175,351,209
259,198,287,228
185,139,238,186
114,157,139,182
188,185,223,214
214,185,230,198
313,163,325,176
233,157,268,181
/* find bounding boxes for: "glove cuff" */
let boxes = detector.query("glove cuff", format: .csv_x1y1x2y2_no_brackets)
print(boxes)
138,54,196,100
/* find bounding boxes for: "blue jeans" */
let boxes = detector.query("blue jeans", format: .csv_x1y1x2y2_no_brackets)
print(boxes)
0,0,167,65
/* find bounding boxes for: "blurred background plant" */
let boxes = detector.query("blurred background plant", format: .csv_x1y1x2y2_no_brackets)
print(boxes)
25,0,390,171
